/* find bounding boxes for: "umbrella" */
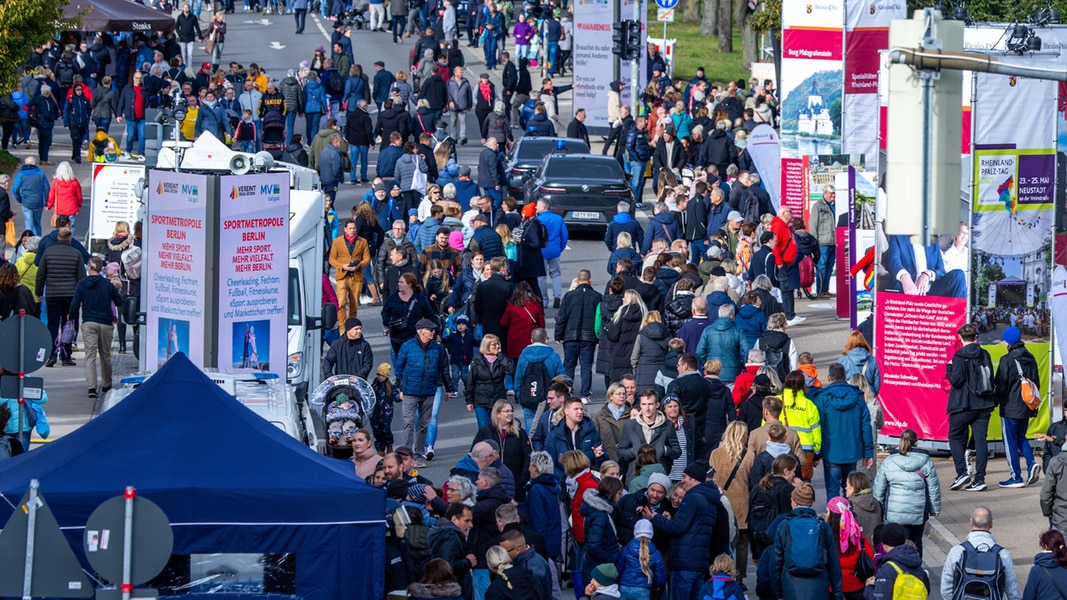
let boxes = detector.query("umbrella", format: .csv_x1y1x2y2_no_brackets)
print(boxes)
63,0,175,33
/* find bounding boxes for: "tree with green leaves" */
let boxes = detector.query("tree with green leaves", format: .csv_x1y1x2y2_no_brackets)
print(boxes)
0,0,72,92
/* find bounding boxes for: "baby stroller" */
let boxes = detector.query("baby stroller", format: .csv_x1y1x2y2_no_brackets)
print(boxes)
309,375,376,459
262,110,287,159
341,2,370,29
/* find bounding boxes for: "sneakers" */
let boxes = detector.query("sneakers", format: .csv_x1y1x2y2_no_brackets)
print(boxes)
998,477,1025,488
412,456,428,468
965,480,987,492
786,316,807,326
62,359,76,366
425,446,435,461
965,449,976,475
553,298,561,309
1028,463,1041,485
949,473,971,490
450,391,459,399
45,357,56,368
581,397,589,405
88,388,98,398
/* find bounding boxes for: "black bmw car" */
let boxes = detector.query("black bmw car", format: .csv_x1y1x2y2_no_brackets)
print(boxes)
506,137,589,201
523,153,633,231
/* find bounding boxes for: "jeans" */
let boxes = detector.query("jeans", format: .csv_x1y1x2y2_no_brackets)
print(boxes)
37,127,53,161
472,568,489,600
486,187,503,209
449,364,469,394
425,386,444,447
66,214,77,238
285,111,298,143
180,41,197,71
817,244,835,295
563,340,595,399
82,321,114,390
547,41,559,74
949,409,991,482
689,239,708,264
402,393,433,451
369,2,386,29
93,117,111,136
23,209,43,236
449,109,468,140
539,257,562,303
823,460,857,500
782,288,795,319
619,587,651,600
484,35,498,68
211,42,224,69
630,160,647,204
668,570,702,600
305,111,322,141
294,7,307,30
523,406,536,433
348,144,369,180
124,118,145,156
1002,415,1036,480
392,15,407,43
192,0,202,16
239,140,255,152
474,405,491,429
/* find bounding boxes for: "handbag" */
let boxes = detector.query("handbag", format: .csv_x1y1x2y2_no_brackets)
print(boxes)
410,156,427,194
4,220,15,247
386,299,416,332
853,537,876,581
204,31,216,55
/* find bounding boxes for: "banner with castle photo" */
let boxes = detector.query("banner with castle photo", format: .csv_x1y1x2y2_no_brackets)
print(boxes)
970,70,1057,439
779,0,844,217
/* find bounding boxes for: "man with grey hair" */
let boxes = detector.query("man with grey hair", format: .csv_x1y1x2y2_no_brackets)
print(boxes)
374,218,418,285
280,69,304,140
677,296,712,356
447,66,472,144
732,348,766,406
12,156,49,236
697,304,745,384
470,466,510,599
941,507,1020,600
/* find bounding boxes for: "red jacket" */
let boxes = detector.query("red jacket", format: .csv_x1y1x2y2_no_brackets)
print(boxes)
770,216,796,266
570,471,599,543
836,535,874,593
732,364,761,407
47,178,84,217
499,299,545,360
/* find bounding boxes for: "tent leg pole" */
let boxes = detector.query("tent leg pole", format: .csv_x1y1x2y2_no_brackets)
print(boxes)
23,479,39,600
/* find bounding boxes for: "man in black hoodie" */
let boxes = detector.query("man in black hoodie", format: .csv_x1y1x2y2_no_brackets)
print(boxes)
946,323,996,492
69,257,123,398
428,503,476,599
324,318,374,378
994,325,1041,488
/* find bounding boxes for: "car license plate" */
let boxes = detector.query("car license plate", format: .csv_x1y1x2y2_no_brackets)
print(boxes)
571,211,600,220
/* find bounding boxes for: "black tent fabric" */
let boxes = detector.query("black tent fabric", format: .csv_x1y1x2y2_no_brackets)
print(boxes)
0,353,385,599
64,0,176,33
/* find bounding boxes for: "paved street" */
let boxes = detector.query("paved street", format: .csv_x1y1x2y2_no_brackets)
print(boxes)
6,11,1055,598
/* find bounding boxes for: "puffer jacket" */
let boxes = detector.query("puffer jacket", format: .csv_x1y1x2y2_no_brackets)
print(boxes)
545,418,603,475
279,76,304,113
651,479,720,572
605,303,644,382
616,536,667,589
838,347,881,396
465,352,514,410
616,412,680,471
872,450,941,526
995,341,1040,420
813,381,873,465
395,152,428,192
376,105,410,141
46,179,83,217
663,292,693,336
865,543,929,600
36,242,86,298
555,284,602,344
303,80,328,114
769,507,843,600
734,303,767,355
407,582,463,600
631,321,670,392
595,293,624,376
580,490,621,582
394,337,448,397
1024,552,1067,600
523,473,562,558
697,318,745,383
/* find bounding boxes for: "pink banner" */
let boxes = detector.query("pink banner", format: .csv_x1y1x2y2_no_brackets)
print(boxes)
781,158,807,217
844,30,885,94
836,227,849,318
782,29,844,60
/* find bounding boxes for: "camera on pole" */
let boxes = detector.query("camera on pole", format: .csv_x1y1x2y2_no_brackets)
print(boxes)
612,21,629,58
625,20,642,60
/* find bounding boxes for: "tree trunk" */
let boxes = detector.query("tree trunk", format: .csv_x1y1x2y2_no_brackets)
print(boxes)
681,0,701,23
700,0,718,36
717,0,733,52
740,14,758,68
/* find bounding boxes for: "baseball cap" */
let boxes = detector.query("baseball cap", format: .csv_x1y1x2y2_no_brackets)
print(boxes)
727,210,743,222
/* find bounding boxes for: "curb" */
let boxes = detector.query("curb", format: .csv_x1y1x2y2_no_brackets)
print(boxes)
924,515,961,555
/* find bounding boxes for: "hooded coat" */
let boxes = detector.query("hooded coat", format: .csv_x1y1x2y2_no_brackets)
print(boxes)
864,543,929,600
872,449,941,526
838,347,881,396
523,473,563,558
605,303,644,382
1023,551,1067,600
465,352,515,410
995,341,1040,421
847,490,882,542
631,321,670,392
580,489,621,585
735,303,767,356
651,480,722,572
813,382,873,465
697,318,745,383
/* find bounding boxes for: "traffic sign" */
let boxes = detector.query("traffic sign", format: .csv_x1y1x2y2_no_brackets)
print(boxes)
657,7,675,21
0,315,52,374
656,0,679,9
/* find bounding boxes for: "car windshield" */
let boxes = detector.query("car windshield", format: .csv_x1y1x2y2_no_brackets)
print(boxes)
517,140,589,160
544,158,623,180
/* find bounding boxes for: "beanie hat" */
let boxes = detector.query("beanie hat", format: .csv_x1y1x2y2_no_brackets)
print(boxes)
647,473,671,492
345,317,362,331
522,202,537,218
791,481,815,507
633,519,654,539
1003,326,1022,345
880,522,907,547
591,563,618,586
683,462,707,482
407,483,427,503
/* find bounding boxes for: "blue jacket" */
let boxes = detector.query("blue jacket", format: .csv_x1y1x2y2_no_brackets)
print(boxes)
470,226,504,260
523,473,562,558
414,216,441,253
395,338,449,397
605,212,643,251
513,343,565,394
527,112,555,136
607,247,641,276
69,274,123,326
303,80,327,114
373,70,396,104
699,575,744,600
580,490,621,575
544,417,603,474
376,144,403,178
865,544,929,600
676,316,712,358
444,330,475,366
651,480,719,572
706,199,734,234
454,180,481,206
705,291,737,323
63,94,91,129
735,304,767,355
342,75,366,107
539,210,568,260
616,537,667,589
450,266,478,309
813,381,873,464
697,318,745,383
13,164,49,211
838,348,881,396
641,212,680,254
769,507,843,600
626,126,652,162
1024,552,1067,600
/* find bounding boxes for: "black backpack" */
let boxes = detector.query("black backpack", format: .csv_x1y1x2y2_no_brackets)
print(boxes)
56,61,76,86
749,486,780,546
967,354,994,397
519,358,550,410
326,72,344,96
758,330,791,381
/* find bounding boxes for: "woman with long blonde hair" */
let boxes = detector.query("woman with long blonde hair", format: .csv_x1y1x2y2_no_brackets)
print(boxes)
709,420,755,580
472,399,531,499
605,290,648,383
616,518,667,597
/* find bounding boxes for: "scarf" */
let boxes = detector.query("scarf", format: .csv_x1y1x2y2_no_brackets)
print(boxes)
827,496,862,554
479,80,492,103
565,468,590,499
638,412,666,445
485,354,497,365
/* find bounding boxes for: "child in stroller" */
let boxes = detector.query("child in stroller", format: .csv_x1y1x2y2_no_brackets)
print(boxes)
324,388,365,448
261,110,287,159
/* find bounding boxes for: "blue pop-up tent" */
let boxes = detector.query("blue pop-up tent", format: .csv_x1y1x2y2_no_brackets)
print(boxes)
0,353,384,600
